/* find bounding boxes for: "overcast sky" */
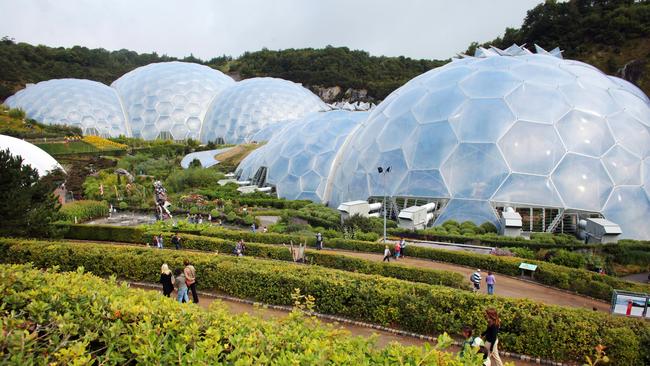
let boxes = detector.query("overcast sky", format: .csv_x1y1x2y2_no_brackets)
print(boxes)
0,0,543,60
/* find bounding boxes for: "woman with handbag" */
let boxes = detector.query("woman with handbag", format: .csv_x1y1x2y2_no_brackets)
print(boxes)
481,308,503,366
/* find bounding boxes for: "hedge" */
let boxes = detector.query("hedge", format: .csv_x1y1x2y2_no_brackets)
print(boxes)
2,264,467,364
63,224,650,301
195,227,650,300
1,239,648,364
60,224,468,290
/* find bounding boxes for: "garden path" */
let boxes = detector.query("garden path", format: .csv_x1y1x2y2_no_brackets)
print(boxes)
320,248,610,311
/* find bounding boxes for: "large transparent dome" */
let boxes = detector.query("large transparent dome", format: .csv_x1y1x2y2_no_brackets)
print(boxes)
326,46,650,239
0,134,63,176
237,111,367,202
112,61,234,140
5,79,129,137
200,77,328,144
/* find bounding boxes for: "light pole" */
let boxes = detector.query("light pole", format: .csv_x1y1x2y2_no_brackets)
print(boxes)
377,166,391,243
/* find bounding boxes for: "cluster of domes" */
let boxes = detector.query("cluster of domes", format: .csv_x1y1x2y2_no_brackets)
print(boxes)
4,62,326,142
237,45,650,239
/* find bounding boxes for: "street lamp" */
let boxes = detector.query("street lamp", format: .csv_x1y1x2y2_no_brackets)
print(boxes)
377,166,391,243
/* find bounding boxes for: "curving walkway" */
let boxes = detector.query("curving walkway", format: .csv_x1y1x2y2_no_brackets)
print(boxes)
320,248,610,311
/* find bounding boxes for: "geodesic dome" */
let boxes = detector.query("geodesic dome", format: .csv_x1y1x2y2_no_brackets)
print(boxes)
0,134,63,176
200,77,328,144
111,61,234,140
326,45,650,239
237,111,367,202
4,79,129,137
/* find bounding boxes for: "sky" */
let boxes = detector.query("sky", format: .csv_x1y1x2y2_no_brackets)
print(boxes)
0,0,544,60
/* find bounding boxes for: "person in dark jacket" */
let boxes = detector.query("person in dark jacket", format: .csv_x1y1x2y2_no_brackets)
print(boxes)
481,308,503,366
171,233,182,250
160,263,174,297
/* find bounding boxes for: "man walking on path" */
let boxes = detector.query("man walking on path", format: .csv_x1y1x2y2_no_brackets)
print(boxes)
315,232,323,250
486,271,496,295
184,260,199,304
171,233,182,250
471,269,482,292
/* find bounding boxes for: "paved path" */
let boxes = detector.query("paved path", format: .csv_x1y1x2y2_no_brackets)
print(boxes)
180,147,233,168
133,283,540,365
622,272,650,284
321,249,610,311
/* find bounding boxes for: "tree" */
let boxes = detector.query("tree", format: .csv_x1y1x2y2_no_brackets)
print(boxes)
0,149,62,237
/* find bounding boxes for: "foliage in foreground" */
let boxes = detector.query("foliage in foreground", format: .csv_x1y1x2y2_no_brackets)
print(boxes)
0,149,61,238
1,238,648,364
0,263,472,365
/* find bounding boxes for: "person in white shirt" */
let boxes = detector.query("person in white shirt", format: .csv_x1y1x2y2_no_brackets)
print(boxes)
383,245,391,262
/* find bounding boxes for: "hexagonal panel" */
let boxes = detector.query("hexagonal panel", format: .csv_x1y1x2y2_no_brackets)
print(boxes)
609,88,650,127
560,83,621,117
395,170,449,198
556,110,614,157
383,86,427,118
602,186,650,239
551,153,613,211
433,199,499,227
459,70,522,98
492,174,563,207
376,111,417,152
607,112,650,158
498,121,565,175
505,83,571,124
403,122,458,170
510,63,575,87
450,99,516,143
411,86,466,123
371,148,409,197
602,146,642,185
441,143,509,199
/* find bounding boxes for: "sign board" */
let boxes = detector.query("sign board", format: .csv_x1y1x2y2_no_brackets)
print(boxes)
611,290,650,318
519,263,537,272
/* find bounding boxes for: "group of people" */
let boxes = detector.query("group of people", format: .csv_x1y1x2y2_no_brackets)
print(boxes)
471,269,496,295
186,213,211,224
382,237,408,262
151,233,183,250
460,308,504,366
159,260,199,304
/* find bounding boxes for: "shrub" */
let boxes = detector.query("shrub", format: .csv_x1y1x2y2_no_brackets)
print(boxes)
118,201,128,210
59,200,108,223
1,239,648,364
548,249,588,269
7,107,25,119
506,247,536,259
0,263,465,365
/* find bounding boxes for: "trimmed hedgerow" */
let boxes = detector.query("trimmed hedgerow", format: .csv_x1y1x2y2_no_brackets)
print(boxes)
0,263,467,365
0,239,648,364
59,200,109,223
61,224,650,300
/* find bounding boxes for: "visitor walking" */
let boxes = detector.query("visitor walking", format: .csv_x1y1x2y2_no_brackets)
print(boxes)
394,241,401,259
481,308,504,366
315,232,323,250
160,263,174,297
174,268,189,303
486,272,496,295
471,269,482,292
460,326,477,357
383,245,391,262
251,223,256,233
399,237,407,257
151,235,159,248
171,232,182,250
157,233,164,249
184,260,198,304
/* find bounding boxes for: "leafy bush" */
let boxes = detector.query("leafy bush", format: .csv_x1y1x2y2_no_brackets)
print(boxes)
164,167,224,193
1,239,648,364
548,249,588,269
506,247,536,260
59,200,109,223
118,201,128,210
7,107,25,119
61,223,144,243
0,263,466,365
